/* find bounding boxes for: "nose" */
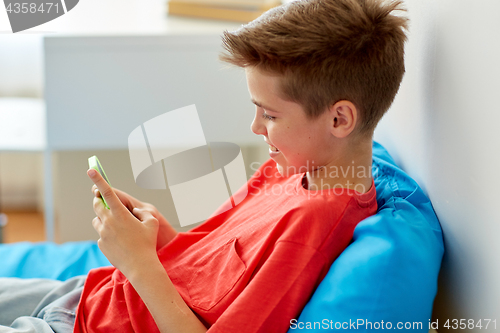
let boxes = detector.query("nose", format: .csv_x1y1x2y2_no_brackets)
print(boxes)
251,108,267,136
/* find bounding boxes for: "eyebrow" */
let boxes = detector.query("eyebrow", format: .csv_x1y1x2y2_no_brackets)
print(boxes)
250,99,280,113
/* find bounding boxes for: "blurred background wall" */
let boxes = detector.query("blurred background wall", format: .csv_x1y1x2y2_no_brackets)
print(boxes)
373,0,500,327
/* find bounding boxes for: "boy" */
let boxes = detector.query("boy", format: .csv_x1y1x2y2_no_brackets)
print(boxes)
0,0,406,332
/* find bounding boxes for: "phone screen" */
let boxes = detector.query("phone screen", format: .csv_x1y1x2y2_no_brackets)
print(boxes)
88,155,111,209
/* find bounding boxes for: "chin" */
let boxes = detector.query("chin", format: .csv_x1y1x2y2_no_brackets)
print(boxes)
276,164,285,176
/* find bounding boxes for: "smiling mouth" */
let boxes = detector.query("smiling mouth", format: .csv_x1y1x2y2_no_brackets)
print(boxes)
269,144,279,152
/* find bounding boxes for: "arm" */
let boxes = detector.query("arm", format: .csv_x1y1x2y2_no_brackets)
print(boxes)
91,185,177,249
88,168,206,333
127,253,207,333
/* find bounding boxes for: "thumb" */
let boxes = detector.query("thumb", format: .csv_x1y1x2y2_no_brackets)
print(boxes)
133,208,159,229
132,208,155,222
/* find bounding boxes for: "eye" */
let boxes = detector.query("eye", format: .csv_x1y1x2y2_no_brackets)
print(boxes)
262,111,276,121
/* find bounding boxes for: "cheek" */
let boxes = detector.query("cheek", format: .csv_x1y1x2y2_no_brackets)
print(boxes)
267,126,286,143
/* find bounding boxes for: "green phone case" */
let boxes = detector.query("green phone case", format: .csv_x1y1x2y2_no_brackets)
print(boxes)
88,155,111,209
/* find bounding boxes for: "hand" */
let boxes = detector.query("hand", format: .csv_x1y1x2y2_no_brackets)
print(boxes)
88,168,160,277
91,184,177,250
89,169,207,333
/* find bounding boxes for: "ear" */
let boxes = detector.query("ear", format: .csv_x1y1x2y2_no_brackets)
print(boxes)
329,100,358,138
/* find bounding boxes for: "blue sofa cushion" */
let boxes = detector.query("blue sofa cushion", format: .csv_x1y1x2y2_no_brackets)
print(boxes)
0,241,110,280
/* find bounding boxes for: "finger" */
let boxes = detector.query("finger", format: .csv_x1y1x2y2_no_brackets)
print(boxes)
87,168,124,212
93,196,109,216
92,216,102,233
113,188,133,211
91,185,100,197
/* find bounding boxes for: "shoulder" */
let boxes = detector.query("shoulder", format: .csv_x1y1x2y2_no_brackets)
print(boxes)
287,189,358,219
274,196,351,243
275,187,376,249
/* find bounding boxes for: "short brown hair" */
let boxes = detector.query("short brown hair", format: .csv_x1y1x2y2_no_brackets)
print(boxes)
220,0,408,136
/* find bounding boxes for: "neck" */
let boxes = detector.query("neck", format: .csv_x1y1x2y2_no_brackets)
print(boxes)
305,139,373,193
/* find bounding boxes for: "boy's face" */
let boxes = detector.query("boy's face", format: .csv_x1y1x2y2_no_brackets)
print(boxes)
245,67,335,176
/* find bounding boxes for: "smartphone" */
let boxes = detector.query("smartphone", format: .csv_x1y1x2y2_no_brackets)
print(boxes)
88,155,111,209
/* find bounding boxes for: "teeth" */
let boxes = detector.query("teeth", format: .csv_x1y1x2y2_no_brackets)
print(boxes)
269,145,279,152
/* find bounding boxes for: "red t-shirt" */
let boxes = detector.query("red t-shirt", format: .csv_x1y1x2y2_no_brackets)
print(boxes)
74,159,377,333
